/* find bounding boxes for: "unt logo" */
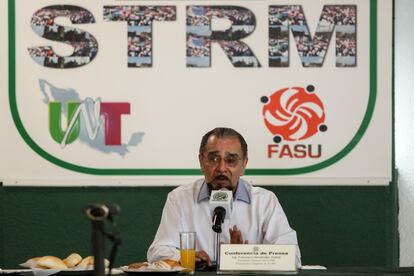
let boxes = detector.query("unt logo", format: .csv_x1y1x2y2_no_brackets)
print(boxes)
49,98,130,147
40,79,144,156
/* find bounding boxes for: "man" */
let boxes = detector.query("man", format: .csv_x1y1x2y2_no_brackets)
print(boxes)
147,127,301,268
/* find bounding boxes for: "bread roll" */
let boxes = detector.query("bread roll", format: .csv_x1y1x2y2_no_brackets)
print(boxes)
127,262,148,270
162,259,180,268
63,253,82,268
154,260,170,270
76,256,109,268
76,256,93,268
20,257,40,268
37,256,68,269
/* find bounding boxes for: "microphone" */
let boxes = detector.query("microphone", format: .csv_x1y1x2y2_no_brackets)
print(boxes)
84,203,120,221
209,188,233,233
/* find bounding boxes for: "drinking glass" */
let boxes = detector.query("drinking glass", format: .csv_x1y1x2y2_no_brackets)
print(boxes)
179,232,196,272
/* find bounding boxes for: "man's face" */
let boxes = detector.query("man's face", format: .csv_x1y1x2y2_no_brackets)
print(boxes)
199,135,248,192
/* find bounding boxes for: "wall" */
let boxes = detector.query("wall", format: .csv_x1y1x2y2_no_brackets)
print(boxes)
0,0,405,269
395,0,414,267
0,183,398,269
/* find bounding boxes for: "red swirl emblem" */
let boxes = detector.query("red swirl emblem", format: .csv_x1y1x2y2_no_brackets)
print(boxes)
262,85,326,143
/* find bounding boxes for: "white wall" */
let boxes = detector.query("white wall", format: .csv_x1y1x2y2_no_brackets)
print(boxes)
395,0,414,266
0,0,411,265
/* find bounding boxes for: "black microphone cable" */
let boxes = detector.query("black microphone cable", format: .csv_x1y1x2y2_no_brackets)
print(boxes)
103,212,122,276
84,203,121,276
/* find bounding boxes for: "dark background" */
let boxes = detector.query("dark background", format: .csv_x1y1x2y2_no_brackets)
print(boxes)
0,174,399,268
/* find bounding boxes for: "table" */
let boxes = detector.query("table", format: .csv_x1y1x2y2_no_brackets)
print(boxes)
2,267,414,276
194,267,414,276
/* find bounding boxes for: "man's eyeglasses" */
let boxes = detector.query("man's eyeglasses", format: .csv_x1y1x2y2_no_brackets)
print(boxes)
203,153,243,167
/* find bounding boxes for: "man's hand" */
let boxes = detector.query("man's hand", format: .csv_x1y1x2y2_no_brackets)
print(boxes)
229,225,248,244
195,250,212,266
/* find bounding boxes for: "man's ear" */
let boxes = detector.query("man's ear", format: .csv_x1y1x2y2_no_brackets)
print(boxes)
240,157,248,176
199,154,205,173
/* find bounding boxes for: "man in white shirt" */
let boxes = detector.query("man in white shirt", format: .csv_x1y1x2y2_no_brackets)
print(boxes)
147,127,301,268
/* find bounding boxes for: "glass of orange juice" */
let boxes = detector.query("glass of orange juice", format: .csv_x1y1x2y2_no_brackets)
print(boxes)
179,232,196,273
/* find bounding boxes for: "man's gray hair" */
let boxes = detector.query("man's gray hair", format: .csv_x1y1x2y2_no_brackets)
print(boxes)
199,127,248,157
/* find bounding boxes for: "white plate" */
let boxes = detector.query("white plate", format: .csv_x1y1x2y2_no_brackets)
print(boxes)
32,268,93,276
0,269,32,274
120,266,184,275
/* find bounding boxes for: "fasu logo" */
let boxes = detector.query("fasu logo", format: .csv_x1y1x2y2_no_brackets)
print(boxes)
261,85,326,159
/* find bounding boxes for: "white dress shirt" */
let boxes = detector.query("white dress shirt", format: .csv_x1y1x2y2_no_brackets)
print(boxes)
147,178,302,267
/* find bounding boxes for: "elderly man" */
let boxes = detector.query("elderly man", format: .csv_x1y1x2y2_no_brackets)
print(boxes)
147,127,301,268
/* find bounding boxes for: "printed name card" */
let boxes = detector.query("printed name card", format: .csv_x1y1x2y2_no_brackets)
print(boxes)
219,244,296,271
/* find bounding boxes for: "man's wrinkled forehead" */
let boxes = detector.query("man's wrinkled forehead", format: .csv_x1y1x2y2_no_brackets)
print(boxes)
206,151,241,158
204,137,243,155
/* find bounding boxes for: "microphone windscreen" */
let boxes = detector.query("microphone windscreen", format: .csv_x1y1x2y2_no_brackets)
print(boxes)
209,189,233,219
84,203,120,219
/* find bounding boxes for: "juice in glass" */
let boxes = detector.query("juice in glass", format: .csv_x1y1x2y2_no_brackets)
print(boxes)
180,249,196,271
179,232,196,272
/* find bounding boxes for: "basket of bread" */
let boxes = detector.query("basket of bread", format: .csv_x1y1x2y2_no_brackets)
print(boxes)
121,259,184,273
20,253,109,276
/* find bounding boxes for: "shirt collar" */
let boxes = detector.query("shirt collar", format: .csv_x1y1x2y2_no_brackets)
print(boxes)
197,179,251,204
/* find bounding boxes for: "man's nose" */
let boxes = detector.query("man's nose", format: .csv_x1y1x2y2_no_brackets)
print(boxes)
216,158,227,172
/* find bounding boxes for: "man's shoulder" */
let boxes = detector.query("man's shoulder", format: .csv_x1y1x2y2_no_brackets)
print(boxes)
168,178,204,197
243,180,278,201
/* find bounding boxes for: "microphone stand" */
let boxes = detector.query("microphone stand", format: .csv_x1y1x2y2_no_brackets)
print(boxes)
212,207,225,271
215,231,220,270
91,220,105,276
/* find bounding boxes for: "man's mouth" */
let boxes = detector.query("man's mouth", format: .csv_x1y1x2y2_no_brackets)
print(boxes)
208,175,233,191
214,175,230,182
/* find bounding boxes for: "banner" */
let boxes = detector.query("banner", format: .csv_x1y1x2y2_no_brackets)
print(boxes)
0,0,392,186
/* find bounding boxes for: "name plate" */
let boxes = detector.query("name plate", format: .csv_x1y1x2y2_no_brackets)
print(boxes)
219,244,296,271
